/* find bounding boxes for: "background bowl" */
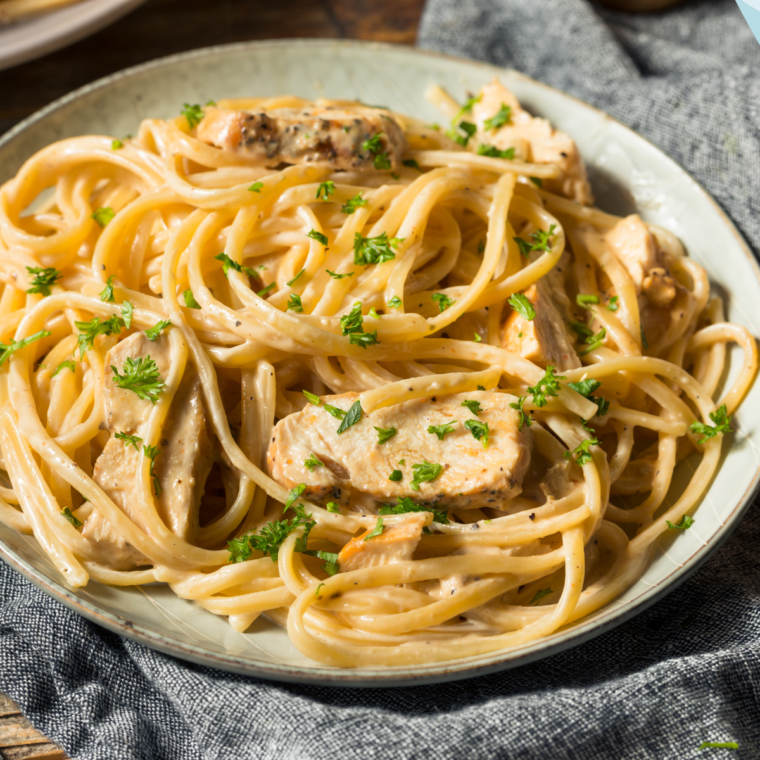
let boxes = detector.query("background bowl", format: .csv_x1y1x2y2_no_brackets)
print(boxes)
1,39,758,687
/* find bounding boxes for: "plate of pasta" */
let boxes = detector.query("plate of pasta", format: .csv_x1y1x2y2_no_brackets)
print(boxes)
0,40,758,686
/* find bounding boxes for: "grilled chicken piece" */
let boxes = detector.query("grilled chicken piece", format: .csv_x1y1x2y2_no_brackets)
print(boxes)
82,332,214,569
196,105,408,171
502,280,581,371
472,79,594,205
267,391,533,512
337,512,426,573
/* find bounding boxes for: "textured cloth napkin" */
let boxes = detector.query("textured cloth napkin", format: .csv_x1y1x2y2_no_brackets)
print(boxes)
2,2,760,758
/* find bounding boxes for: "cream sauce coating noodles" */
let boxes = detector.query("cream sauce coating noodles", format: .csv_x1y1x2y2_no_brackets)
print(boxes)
0,80,755,668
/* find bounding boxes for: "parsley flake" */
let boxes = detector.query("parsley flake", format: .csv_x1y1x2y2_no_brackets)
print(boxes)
61,507,82,529
286,269,305,287
91,207,115,228
337,399,363,434
99,275,115,302
326,269,354,279
341,193,368,214
326,502,341,514
387,296,402,310
564,437,599,466
576,293,600,309
248,182,263,193
461,400,482,416
145,320,171,341
285,484,306,511
528,588,552,606
302,389,321,405
483,103,512,130
528,365,565,407
374,426,397,444
287,294,303,313
143,444,162,495
110,356,165,404
307,229,328,246
303,453,324,472
51,359,76,377
607,295,619,311
112,139,124,150
353,232,403,266
477,144,515,159
26,266,61,297
379,496,449,525
349,331,379,348
410,460,444,491
464,419,489,449
316,181,335,200
181,103,204,129
509,292,536,321
388,469,403,482
114,431,142,450
689,405,733,444
121,301,134,330
75,316,123,357
431,292,455,312
428,420,457,440
323,404,346,420
183,289,201,309
667,515,695,530
257,282,276,298
215,252,257,278
403,158,423,172
364,517,384,541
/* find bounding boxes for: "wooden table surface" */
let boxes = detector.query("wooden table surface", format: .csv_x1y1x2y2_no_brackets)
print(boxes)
0,1,424,756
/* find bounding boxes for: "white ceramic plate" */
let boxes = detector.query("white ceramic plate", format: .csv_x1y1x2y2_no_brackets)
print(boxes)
1,40,759,687
0,0,147,72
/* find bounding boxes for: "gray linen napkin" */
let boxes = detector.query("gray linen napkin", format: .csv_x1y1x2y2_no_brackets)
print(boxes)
2,2,760,758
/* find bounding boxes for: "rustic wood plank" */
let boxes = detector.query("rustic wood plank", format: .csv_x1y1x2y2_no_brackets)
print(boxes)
0,744,67,760
0,695,21,720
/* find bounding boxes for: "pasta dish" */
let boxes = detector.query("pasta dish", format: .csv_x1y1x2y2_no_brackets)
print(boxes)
0,79,755,668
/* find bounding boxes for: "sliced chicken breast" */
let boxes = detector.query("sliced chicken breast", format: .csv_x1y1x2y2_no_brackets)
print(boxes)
267,391,533,512
82,332,214,568
337,512,426,572
196,105,408,171
502,280,581,371
472,79,594,205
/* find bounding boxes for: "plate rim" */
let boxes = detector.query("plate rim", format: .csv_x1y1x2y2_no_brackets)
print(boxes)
1,38,759,687
0,0,148,72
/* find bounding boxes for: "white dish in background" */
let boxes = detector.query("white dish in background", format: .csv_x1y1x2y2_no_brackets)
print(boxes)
0,40,758,687
0,0,147,72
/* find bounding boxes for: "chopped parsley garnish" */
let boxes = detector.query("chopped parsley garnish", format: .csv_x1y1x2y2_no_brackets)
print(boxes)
364,517,384,541
403,158,423,172
143,444,162,495
689,404,733,444
326,269,354,279
61,507,82,529
110,356,165,404
473,333,482,342
461,399,482,416
570,321,593,341
215,252,257,278
287,294,303,313
284,483,306,511
446,120,477,147
530,177,543,188
477,386,485,391
324,404,346,420
326,502,341,514
349,331,379,348
75,316,123,358
388,469,403,482
379,496,449,525
362,134,391,170
303,549,340,575
431,292,455,312
452,94,481,122
91,207,115,228
340,301,364,335
341,193,368,215
387,296,402,310
114,431,142,450
564,437,599,466
464,419,489,449
477,144,515,159
145,320,171,341
528,365,565,407
698,742,738,750
315,583,325,596
528,588,552,606
316,181,335,200
667,515,695,530
183,289,201,309
428,420,457,440
302,390,321,405
247,182,263,193
483,103,512,131
353,232,403,266
607,295,619,311
374,426,397,444
181,103,204,129
51,359,76,377
99,275,115,302
513,224,556,257
286,269,305,287
26,266,61,297
576,293,600,308
569,378,611,419
307,229,328,246
303,453,324,472
368,307,380,319
121,301,134,330
640,326,649,350
477,239,485,255
337,399,363,434
509,394,531,430
398,459,405,466
228,504,315,563
257,282,276,298
410,460,444,491
112,139,124,150
509,293,536,321
579,327,606,356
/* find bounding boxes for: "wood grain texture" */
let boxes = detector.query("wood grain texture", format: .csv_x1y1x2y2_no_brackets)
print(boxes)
0,1,425,755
